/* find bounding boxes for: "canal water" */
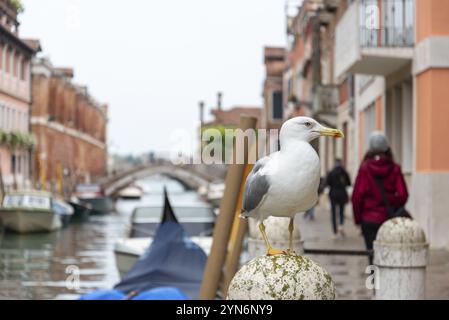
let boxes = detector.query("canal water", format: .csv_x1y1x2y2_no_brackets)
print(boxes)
0,175,209,300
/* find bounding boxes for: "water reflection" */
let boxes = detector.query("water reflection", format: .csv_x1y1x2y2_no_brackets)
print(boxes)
0,174,208,300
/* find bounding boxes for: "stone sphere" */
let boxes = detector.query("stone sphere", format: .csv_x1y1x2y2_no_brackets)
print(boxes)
376,217,426,245
227,254,335,300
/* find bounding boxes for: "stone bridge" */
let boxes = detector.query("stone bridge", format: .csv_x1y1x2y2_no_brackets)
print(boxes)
102,164,221,197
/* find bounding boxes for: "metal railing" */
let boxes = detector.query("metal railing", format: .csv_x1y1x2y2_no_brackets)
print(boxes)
359,0,414,47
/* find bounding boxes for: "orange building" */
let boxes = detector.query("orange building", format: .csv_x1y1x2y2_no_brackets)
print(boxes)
271,0,449,249
330,0,449,249
31,57,108,195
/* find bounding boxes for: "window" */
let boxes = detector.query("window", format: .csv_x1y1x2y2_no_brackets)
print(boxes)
11,154,16,173
5,48,10,73
272,91,283,120
13,53,18,77
20,60,27,81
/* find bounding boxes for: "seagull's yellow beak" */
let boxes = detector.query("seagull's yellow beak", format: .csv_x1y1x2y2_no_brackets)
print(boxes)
319,127,344,138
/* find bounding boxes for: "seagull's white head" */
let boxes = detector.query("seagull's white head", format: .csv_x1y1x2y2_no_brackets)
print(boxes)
279,117,344,145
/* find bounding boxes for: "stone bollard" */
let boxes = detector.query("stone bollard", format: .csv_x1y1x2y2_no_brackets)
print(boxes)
227,254,335,300
373,217,429,300
247,217,304,260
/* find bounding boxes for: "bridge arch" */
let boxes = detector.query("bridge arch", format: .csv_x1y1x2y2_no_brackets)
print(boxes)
103,164,216,197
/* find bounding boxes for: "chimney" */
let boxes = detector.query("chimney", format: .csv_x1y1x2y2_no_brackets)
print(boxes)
217,92,222,110
199,101,205,126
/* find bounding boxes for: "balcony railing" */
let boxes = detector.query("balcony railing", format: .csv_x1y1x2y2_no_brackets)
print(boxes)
359,0,414,47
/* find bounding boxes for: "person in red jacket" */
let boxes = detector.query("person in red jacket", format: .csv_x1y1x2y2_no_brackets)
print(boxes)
352,131,408,253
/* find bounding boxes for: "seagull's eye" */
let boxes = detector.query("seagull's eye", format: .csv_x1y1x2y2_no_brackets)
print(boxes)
304,121,312,128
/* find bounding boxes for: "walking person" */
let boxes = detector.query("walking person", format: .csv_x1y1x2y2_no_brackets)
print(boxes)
352,132,409,261
326,159,351,238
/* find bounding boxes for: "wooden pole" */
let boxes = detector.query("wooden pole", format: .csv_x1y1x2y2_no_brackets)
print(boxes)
199,115,257,300
222,161,254,296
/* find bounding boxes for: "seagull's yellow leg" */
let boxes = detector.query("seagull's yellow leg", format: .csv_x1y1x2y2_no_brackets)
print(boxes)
259,221,286,256
287,217,296,255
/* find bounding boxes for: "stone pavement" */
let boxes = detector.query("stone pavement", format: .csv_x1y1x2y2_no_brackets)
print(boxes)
296,202,449,300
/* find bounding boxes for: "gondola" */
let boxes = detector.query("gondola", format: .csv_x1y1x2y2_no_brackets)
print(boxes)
79,188,208,300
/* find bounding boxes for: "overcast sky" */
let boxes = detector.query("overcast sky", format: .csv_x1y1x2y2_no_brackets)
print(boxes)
20,0,287,156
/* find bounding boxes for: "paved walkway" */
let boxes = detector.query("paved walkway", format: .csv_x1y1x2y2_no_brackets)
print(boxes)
296,202,449,300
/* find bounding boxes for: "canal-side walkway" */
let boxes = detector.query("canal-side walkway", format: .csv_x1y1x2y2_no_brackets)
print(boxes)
297,203,449,299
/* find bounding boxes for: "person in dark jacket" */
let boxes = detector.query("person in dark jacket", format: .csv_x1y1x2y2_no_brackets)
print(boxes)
326,159,351,238
352,131,408,255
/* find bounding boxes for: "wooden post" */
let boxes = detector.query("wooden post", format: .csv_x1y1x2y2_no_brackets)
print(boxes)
199,115,257,300
222,147,256,296
56,162,63,196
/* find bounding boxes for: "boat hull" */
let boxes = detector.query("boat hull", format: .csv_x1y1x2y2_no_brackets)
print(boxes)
0,209,62,233
79,197,114,214
130,221,214,238
114,237,212,277
68,201,91,221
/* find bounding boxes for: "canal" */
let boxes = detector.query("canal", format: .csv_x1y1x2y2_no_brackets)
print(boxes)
0,175,209,299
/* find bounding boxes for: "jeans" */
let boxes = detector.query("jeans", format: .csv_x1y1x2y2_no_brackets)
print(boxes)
361,221,382,265
330,199,345,234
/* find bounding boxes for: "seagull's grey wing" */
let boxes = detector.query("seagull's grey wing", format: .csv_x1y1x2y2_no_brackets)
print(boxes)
241,157,270,216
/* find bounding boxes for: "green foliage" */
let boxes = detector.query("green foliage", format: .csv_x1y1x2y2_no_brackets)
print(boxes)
0,130,36,149
9,0,24,13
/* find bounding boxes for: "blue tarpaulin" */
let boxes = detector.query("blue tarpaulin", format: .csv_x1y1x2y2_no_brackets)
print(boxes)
78,287,189,300
114,221,207,299
79,189,208,300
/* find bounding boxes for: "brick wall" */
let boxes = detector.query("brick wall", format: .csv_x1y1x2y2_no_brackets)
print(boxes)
31,61,107,191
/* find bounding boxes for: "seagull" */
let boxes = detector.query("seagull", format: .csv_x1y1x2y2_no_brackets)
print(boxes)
241,117,343,255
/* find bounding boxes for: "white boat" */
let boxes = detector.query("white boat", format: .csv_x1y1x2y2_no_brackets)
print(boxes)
118,185,143,200
206,182,225,207
0,190,73,233
114,236,213,277
75,184,114,214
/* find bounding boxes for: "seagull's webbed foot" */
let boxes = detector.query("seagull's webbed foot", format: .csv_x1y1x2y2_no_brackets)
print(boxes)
266,247,288,256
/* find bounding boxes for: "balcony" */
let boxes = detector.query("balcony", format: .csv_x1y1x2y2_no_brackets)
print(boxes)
334,0,414,79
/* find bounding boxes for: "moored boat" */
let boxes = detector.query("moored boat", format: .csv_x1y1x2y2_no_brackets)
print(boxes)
52,197,74,227
118,184,143,200
0,190,73,233
129,205,215,238
67,197,92,221
114,235,213,277
82,188,211,299
74,183,114,214
205,181,225,207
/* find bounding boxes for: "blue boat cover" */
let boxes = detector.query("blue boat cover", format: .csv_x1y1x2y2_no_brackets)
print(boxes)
78,289,125,300
78,189,208,300
114,221,207,299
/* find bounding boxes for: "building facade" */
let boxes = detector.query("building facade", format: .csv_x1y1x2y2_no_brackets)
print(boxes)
0,0,38,191
284,0,448,249
283,0,345,174
31,57,108,196
273,0,449,249
261,47,286,153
